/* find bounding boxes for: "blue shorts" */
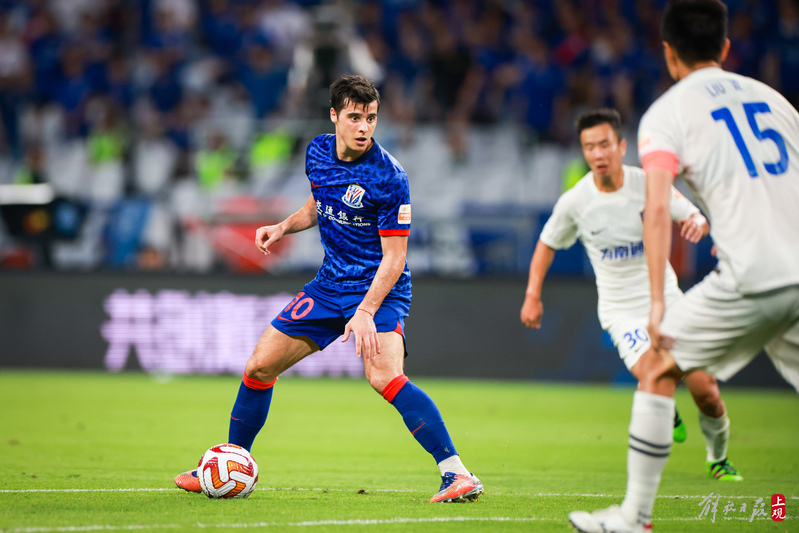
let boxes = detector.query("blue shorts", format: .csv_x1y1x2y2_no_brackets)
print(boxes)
271,279,411,351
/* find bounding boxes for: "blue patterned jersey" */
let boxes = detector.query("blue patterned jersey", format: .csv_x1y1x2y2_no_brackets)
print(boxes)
306,134,412,293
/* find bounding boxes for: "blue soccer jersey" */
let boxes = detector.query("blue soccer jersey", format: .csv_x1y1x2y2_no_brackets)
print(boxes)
306,134,412,293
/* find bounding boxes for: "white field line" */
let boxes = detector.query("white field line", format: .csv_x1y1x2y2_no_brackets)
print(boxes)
1,515,795,533
0,487,797,500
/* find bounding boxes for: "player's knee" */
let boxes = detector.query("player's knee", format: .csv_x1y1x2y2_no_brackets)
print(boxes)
244,357,279,384
636,349,680,395
367,372,391,394
689,381,724,416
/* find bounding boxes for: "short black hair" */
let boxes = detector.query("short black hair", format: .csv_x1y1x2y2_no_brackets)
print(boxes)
330,75,380,115
662,0,728,67
576,109,624,142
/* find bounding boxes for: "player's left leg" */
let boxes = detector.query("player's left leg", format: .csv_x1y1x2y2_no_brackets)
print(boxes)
570,348,681,532
365,330,482,503
683,370,742,481
629,349,686,444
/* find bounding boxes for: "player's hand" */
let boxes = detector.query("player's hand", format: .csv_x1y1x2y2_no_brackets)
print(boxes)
647,300,675,353
679,214,708,243
342,308,381,360
520,296,544,329
255,224,284,255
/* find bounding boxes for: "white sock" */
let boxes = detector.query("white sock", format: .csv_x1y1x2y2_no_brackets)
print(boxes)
620,391,674,526
437,455,469,477
699,411,730,463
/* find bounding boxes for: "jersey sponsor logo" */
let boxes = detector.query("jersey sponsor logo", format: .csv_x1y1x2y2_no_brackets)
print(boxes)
342,184,366,208
398,204,411,224
601,241,644,261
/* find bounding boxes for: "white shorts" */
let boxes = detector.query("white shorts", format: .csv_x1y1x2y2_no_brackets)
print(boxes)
661,268,799,391
606,315,652,371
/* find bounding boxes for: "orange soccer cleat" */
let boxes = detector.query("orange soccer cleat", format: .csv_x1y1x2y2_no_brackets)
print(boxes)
174,469,202,493
429,472,481,503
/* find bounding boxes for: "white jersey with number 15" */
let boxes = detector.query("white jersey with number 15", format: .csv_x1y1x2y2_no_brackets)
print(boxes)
638,66,799,295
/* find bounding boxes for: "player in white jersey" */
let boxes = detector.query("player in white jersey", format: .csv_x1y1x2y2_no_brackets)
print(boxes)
570,2,799,532
521,108,741,482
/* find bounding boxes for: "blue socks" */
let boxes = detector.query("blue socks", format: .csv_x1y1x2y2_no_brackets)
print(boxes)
228,374,275,451
382,374,457,463
227,373,457,464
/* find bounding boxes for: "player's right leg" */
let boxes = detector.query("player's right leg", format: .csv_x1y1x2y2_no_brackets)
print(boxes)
570,348,681,532
176,281,348,492
622,326,686,445
230,326,318,450
174,326,317,493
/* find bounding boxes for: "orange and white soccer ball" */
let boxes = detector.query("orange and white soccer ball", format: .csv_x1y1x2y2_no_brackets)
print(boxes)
197,443,259,499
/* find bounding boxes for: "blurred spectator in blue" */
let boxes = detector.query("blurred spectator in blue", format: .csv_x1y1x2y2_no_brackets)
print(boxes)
724,11,762,79
145,2,193,68
502,34,564,142
0,9,30,159
202,0,240,58
23,4,62,102
467,3,516,124
106,54,134,110
766,0,799,108
148,52,183,114
424,8,480,160
74,9,114,93
237,39,288,119
55,43,92,138
380,11,427,144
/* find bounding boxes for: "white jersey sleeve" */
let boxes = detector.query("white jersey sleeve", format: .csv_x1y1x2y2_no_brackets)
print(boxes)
639,67,799,294
669,187,700,222
539,187,580,250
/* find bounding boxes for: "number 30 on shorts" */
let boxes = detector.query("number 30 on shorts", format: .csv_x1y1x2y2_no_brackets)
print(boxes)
283,292,315,320
624,328,649,350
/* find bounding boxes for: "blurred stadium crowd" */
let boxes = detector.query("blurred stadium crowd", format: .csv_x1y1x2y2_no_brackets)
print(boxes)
0,0,796,275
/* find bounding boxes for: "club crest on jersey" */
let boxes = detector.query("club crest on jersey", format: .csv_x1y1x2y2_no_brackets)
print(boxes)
342,184,366,208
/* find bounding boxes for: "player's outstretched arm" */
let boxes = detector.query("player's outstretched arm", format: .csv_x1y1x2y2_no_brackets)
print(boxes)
342,235,407,360
521,240,556,330
255,195,318,255
678,212,709,244
644,168,676,351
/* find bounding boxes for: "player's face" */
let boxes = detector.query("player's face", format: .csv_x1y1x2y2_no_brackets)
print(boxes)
330,99,379,161
580,123,626,181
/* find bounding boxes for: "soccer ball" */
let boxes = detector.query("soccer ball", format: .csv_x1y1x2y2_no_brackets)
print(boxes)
197,443,259,499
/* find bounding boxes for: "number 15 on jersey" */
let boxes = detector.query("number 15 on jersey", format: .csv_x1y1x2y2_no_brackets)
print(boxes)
712,102,789,178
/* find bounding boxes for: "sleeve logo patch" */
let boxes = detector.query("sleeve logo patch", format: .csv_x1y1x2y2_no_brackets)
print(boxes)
398,204,411,224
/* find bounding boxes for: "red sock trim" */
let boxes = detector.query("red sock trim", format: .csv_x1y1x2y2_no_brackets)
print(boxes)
242,373,276,390
381,374,409,403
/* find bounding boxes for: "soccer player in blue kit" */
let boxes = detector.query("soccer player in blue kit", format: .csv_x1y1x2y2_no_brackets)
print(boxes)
175,75,483,503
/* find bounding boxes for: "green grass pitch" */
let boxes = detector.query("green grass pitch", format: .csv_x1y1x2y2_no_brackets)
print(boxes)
1,371,797,532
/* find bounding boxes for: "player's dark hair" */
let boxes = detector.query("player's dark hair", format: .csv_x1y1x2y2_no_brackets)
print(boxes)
576,109,624,142
330,75,380,115
662,0,727,67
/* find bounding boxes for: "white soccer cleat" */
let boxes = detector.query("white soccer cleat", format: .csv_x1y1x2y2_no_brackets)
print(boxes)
568,505,652,533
